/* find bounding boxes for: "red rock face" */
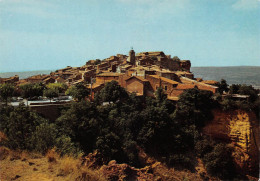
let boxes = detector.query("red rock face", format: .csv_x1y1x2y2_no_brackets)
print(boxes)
203,109,259,176
101,160,155,181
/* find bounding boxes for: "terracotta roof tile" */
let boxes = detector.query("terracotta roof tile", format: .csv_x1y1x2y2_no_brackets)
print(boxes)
202,80,218,85
96,73,123,77
125,76,149,82
177,84,196,89
148,75,178,84
160,77,179,84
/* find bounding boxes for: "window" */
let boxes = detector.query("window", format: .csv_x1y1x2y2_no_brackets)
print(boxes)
165,86,167,91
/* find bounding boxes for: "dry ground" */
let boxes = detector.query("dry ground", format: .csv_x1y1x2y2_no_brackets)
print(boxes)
0,147,105,181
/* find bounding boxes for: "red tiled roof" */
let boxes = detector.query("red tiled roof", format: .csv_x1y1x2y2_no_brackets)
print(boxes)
160,77,179,84
177,84,196,89
148,75,178,85
96,73,123,77
202,80,218,85
125,76,149,82
149,75,161,79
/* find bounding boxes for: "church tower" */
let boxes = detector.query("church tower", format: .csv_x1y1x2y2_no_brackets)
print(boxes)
127,48,135,65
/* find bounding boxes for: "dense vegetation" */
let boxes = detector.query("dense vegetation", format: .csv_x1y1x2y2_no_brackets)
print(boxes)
1,80,259,180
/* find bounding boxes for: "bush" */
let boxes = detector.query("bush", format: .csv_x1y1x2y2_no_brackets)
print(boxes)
1,104,46,150
55,135,82,157
195,138,237,179
203,143,236,179
31,122,58,153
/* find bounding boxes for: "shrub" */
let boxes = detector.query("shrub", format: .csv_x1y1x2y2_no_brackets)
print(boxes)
202,143,236,179
31,122,58,153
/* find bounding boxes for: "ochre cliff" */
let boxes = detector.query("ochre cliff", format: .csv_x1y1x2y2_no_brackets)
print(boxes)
203,109,259,176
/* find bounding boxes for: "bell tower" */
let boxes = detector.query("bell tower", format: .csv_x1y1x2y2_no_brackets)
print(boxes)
127,47,135,65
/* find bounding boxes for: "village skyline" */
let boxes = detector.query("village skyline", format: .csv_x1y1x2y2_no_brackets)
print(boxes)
0,0,259,72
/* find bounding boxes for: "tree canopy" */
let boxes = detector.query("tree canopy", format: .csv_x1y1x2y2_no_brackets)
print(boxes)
174,88,214,127
216,79,229,94
19,83,45,99
46,83,68,94
65,83,89,101
43,88,59,102
0,82,242,180
0,83,15,105
94,81,128,104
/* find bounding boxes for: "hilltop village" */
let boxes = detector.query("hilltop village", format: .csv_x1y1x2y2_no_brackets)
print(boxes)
0,50,218,101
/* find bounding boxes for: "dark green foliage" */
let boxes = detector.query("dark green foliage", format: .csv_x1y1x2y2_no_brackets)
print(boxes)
0,104,46,150
221,84,259,114
0,104,80,155
31,122,57,153
55,86,215,168
65,82,89,101
195,137,237,179
229,84,240,94
55,100,98,153
0,83,15,105
216,79,229,94
55,135,81,156
221,95,237,111
175,88,214,127
0,81,246,179
44,88,59,101
46,83,68,94
237,84,258,102
155,87,167,103
20,83,45,99
94,59,101,65
195,136,214,158
203,143,236,179
172,56,180,62
95,81,129,104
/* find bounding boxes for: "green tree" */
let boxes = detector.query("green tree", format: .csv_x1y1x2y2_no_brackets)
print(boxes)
203,143,236,179
229,84,241,94
0,104,46,150
94,59,101,65
172,56,181,61
44,88,59,102
20,83,45,101
175,88,214,127
65,83,89,101
94,81,128,104
216,79,229,94
155,87,167,103
238,84,258,102
46,83,68,95
0,83,15,105
55,101,98,153
31,121,58,153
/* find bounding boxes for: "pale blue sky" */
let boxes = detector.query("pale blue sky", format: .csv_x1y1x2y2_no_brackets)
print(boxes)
0,0,259,72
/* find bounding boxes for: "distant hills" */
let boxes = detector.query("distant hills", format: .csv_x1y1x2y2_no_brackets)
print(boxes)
1,66,259,88
0,70,53,80
191,66,260,89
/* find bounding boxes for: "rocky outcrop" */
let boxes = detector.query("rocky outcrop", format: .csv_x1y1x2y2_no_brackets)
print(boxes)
203,109,259,176
100,160,155,181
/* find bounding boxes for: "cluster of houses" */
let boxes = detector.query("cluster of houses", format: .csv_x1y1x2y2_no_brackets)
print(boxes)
0,50,219,101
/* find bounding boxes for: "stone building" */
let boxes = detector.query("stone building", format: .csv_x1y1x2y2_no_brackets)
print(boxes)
127,49,136,65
